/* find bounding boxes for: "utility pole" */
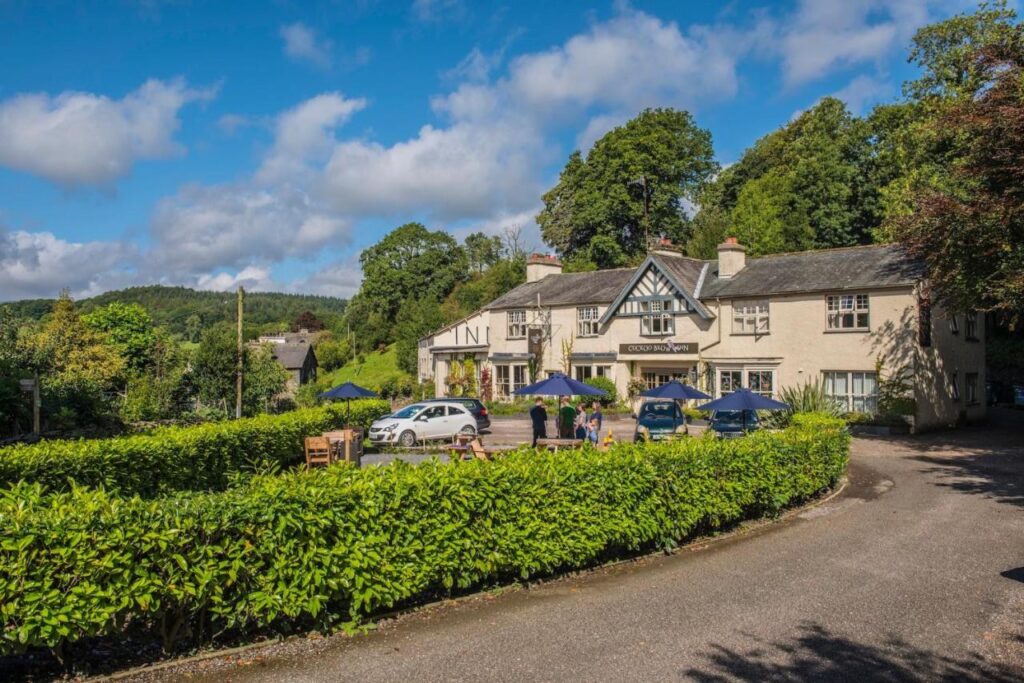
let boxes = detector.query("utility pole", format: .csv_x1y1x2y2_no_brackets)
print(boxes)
31,372,40,434
236,286,245,420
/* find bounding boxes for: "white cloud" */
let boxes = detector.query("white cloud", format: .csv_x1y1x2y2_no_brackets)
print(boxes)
196,266,277,292
0,229,137,300
831,74,894,114
0,78,214,188
256,93,367,185
412,0,465,22
148,184,351,274
321,7,752,222
295,257,364,298
776,0,963,87
280,22,332,68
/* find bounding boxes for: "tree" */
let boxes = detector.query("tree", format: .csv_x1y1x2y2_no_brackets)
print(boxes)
685,202,731,260
292,310,325,332
395,297,444,375
732,170,815,256
890,18,1024,320
19,293,125,429
191,325,288,416
464,232,503,273
82,302,157,373
537,108,717,266
696,97,874,251
345,223,468,352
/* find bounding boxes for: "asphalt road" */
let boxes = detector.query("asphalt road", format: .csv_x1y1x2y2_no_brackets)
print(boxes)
165,412,1024,682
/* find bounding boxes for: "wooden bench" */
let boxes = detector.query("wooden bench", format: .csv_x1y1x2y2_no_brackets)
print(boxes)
535,438,585,452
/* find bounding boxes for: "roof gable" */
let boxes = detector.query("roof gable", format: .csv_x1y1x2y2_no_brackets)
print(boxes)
599,255,712,324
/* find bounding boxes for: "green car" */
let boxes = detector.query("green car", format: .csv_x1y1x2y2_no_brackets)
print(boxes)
633,400,687,442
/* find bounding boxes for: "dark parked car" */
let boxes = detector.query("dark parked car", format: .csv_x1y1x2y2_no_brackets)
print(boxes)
421,397,491,431
709,410,760,438
633,400,687,442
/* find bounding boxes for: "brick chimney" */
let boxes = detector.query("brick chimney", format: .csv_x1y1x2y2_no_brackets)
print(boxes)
526,253,563,283
652,236,682,257
717,237,747,279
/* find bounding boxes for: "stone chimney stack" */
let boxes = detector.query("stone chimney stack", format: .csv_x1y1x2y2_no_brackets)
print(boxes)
526,253,563,283
717,237,747,279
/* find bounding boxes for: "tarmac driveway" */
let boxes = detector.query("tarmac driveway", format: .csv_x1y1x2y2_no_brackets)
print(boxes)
158,411,1024,682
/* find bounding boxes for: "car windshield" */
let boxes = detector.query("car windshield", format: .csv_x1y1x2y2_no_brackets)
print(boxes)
640,402,679,420
714,411,755,428
392,404,425,419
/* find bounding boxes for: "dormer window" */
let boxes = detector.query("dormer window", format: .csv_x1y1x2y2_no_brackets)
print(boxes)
507,310,527,339
640,300,674,336
827,294,869,331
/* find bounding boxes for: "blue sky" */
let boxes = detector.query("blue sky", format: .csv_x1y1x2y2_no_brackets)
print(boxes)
0,0,981,301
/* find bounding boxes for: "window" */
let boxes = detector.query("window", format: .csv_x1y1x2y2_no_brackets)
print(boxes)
950,371,961,401
966,373,979,404
732,299,770,335
965,311,979,340
595,365,610,378
577,306,600,337
642,370,686,390
641,300,674,336
507,310,527,339
575,366,593,382
512,365,528,393
823,371,879,413
827,294,870,330
446,405,467,416
747,370,774,398
718,370,742,397
495,365,511,397
949,315,959,335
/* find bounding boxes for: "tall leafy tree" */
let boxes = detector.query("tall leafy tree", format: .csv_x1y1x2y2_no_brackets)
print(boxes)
538,108,717,268
731,170,815,256
82,302,157,373
394,297,444,375
891,16,1024,320
464,232,504,273
345,223,468,352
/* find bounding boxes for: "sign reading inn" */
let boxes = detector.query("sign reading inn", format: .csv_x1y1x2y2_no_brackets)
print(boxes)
419,240,986,431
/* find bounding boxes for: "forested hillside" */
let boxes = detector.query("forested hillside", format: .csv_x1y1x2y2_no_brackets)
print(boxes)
3,286,348,341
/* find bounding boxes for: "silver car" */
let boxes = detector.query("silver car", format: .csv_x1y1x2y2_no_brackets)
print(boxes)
368,401,478,447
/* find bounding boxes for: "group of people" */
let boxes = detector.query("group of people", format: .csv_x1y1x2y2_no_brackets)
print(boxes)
529,397,603,446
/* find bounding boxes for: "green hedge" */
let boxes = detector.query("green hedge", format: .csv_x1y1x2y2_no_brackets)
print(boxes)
0,400,390,497
0,414,848,658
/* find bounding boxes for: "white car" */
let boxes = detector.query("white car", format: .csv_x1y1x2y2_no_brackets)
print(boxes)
368,401,478,447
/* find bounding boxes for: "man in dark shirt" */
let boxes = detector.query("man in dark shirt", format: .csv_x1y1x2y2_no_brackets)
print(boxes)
529,398,548,447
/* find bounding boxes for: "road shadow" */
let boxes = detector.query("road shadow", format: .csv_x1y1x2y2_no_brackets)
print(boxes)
683,622,1019,682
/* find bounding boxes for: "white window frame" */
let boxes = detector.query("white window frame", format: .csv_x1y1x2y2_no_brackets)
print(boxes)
507,310,527,340
746,369,775,398
577,306,600,337
826,293,870,331
732,299,770,335
823,370,879,414
640,300,674,336
717,369,742,397
574,365,593,382
495,365,511,398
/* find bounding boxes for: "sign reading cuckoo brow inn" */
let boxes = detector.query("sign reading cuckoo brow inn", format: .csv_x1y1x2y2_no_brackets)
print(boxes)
618,341,697,354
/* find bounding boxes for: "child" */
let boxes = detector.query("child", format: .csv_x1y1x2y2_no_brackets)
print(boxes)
586,417,600,444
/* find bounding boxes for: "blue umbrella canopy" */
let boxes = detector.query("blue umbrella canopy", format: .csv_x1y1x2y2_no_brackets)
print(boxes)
641,379,710,401
513,372,607,397
697,388,790,412
319,381,378,400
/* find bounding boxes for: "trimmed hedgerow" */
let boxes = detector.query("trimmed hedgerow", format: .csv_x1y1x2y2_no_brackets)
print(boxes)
0,414,847,658
0,400,390,497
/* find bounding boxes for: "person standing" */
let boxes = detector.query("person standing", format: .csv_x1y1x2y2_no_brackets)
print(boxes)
529,398,548,447
591,401,603,433
574,403,588,440
558,397,576,439
586,417,600,445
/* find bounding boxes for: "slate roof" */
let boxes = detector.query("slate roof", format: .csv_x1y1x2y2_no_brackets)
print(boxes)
700,244,921,299
651,253,707,295
269,343,315,370
486,268,635,309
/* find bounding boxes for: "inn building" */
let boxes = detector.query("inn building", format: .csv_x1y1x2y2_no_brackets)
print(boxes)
418,239,986,430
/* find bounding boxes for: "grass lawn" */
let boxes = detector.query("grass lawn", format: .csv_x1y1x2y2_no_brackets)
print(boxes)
320,344,412,391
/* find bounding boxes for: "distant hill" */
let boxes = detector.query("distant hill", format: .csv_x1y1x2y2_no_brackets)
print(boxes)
2,285,348,339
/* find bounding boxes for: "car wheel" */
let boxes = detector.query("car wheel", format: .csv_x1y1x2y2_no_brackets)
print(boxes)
398,430,417,447
459,424,476,436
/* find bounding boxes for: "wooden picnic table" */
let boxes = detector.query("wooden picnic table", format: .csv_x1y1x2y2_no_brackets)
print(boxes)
535,438,585,452
322,429,363,464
